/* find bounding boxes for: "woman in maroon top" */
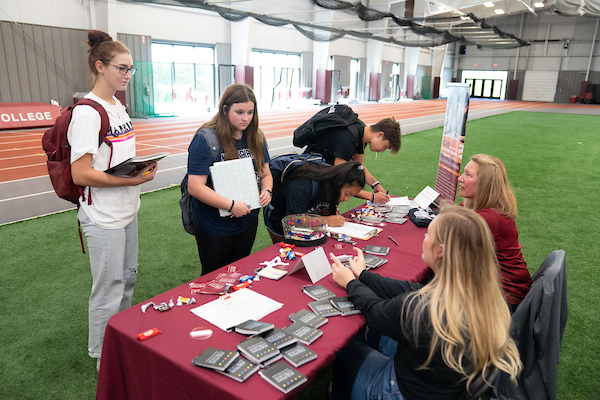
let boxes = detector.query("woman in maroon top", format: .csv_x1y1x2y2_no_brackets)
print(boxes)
458,153,531,311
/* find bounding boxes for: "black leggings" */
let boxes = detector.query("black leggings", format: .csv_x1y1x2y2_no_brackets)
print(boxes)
192,217,259,276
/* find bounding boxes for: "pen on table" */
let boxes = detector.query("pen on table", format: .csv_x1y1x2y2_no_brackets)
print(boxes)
389,235,399,246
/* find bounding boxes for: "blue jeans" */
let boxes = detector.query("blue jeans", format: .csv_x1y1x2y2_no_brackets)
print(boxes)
78,208,138,358
332,327,406,400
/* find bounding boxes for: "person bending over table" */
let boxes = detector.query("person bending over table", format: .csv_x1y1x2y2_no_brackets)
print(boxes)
263,161,365,244
303,115,400,205
187,84,273,275
329,206,522,400
458,153,531,312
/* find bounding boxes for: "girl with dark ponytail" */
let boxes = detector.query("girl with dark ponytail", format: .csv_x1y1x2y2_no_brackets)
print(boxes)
264,161,366,243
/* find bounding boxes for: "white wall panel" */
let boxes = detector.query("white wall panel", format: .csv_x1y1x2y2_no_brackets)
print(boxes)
116,3,228,44
522,70,559,102
252,23,312,53
0,0,90,29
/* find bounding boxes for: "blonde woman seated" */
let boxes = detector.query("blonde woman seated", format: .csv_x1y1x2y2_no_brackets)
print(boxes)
458,154,531,312
329,206,522,400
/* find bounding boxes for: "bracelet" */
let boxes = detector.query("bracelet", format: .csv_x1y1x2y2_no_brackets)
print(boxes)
265,189,272,197
370,181,380,189
228,200,235,212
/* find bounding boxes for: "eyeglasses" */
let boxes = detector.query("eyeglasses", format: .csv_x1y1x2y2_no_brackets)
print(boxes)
110,64,137,76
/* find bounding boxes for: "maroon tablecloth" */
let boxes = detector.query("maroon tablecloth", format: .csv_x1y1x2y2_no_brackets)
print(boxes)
96,217,428,400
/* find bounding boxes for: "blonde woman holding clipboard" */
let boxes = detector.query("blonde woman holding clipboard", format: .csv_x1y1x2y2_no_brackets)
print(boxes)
187,84,273,275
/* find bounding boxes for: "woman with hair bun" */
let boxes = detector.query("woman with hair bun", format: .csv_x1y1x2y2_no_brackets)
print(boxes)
329,206,522,400
458,153,531,311
68,30,156,371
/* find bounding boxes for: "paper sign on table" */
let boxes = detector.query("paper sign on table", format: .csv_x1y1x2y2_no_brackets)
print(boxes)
387,196,411,206
413,186,440,209
288,247,331,283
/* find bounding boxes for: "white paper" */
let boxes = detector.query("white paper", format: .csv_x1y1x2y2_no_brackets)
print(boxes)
413,186,440,209
210,158,261,217
288,247,332,283
387,196,411,206
190,289,283,332
327,222,380,240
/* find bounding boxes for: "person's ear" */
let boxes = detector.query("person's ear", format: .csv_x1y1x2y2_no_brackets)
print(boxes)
377,131,384,139
95,60,105,75
436,243,444,260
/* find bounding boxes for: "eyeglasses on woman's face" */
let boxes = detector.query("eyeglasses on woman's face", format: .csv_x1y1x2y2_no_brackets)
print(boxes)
110,64,137,76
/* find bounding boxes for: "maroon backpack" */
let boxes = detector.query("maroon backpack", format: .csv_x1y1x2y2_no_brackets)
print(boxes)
42,98,112,204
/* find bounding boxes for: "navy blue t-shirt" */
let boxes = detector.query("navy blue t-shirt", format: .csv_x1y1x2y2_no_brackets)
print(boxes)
187,130,270,236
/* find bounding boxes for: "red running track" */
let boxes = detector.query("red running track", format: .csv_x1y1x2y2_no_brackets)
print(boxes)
0,99,596,183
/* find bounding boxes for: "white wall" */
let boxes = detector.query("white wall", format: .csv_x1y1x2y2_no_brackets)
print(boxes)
0,0,90,29
116,3,229,44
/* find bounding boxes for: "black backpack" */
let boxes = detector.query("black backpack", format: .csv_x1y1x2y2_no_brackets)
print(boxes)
292,104,365,149
269,153,328,201
269,153,327,184
180,128,222,234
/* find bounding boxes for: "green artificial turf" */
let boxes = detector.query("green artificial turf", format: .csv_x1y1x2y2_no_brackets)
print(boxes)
1,111,599,399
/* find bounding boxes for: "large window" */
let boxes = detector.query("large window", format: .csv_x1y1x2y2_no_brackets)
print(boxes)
152,43,215,115
251,51,301,108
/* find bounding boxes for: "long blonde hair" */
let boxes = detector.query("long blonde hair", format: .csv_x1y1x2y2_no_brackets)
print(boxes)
201,83,266,174
463,154,518,220
403,206,522,388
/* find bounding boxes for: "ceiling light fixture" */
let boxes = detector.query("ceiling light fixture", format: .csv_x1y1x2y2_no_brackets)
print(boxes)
494,9,505,14
484,2,495,7
534,2,544,7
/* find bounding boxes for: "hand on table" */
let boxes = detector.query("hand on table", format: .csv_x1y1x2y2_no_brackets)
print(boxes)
373,191,390,204
326,215,345,227
330,247,367,289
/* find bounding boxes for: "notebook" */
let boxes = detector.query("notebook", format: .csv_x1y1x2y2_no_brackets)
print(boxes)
330,296,361,316
237,336,280,364
363,245,390,256
280,343,318,368
209,157,260,217
363,254,388,270
258,361,308,394
191,347,239,372
283,322,323,345
234,319,275,335
302,284,336,301
308,299,341,317
216,357,260,382
288,309,328,328
260,327,297,349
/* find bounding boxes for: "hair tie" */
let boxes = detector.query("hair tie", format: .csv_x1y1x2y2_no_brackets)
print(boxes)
357,165,364,171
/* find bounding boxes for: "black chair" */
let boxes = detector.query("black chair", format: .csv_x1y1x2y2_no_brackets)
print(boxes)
494,250,568,400
457,364,499,400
